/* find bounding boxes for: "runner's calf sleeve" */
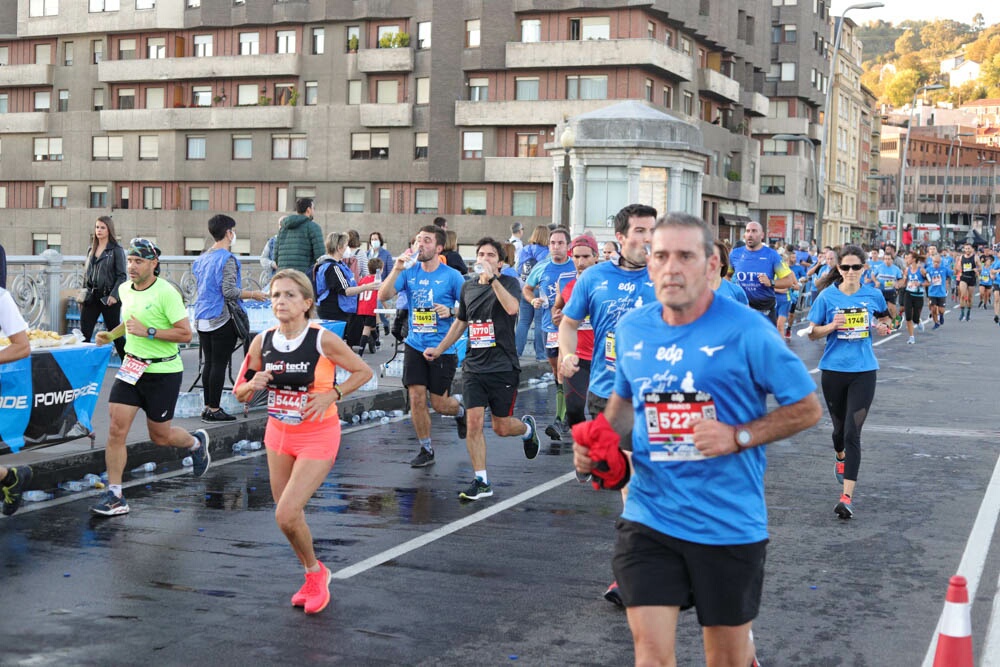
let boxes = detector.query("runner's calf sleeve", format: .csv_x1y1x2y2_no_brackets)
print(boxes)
555,381,566,420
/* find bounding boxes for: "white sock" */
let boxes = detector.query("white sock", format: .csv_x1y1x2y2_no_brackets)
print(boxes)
109,484,123,498
522,422,533,440
475,470,488,485
189,437,201,451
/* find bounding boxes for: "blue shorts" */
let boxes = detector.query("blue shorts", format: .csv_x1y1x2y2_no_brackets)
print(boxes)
776,297,791,317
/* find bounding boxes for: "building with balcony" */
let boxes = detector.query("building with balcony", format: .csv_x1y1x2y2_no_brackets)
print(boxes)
0,0,772,255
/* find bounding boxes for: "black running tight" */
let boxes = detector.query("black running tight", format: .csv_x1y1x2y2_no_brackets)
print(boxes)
564,358,591,428
820,369,876,482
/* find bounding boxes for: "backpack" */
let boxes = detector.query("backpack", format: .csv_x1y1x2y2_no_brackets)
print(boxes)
519,250,539,283
312,259,336,304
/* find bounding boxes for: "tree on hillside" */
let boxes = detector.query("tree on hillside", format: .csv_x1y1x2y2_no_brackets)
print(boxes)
919,20,971,56
948,80,988,106
973,14,985,34
979,53,1000,94
895,29,923,56
884,69,922,107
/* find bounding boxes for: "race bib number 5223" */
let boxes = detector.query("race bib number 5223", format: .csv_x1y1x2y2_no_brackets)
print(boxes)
643,391,716,461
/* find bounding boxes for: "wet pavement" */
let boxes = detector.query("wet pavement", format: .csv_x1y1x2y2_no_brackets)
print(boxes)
2,307,1000,665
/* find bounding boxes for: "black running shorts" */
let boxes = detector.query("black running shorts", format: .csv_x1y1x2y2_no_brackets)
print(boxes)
108,371,184,423
402,344,457,396
464,370,519,417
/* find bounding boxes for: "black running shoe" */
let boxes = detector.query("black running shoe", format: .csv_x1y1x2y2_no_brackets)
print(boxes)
458,478,493,501
454,405,467,440
201,408,236,423
90,489,130,516
521,415,540,460
835,494,854,520
604,581,624,608
1,466,33,517
544,422,562,441
410,448,435,468
190,430,212,477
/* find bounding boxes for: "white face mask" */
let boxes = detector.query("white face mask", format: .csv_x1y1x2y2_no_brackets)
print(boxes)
229,230,237,244
342,247,353,258
371,240,381,249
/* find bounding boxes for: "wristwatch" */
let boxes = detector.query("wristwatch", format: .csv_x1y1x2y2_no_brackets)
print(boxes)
487,275,498,285
147,327,156,340
735,427,753,452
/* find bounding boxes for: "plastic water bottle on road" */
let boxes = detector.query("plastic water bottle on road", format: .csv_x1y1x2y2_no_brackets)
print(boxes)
131,462,156,474
23,491,54,502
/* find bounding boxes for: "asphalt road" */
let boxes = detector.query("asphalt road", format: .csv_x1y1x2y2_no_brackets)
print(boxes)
2,306,999,666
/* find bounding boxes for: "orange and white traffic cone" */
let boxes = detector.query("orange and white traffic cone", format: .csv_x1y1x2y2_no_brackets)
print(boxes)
933,575,974,667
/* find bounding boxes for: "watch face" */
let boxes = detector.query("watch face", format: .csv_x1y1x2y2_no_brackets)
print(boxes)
737,429,752,446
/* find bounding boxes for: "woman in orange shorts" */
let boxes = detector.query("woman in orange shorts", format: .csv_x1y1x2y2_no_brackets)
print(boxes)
234,269,372,614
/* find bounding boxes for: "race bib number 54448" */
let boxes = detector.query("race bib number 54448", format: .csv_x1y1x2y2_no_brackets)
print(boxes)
644,391,716,461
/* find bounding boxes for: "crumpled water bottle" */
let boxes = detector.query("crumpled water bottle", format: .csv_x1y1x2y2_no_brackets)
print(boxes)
83,473,102,488
23,490,53,502
131,462,156,474
181,456,194,467
58,480,86,493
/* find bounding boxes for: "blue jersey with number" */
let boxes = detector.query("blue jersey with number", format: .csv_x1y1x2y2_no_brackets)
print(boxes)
563,261,656,399
526,257,576,334
729,246,788,304
872,262,903,291
613,296,816,545
394,262,465,354
807,285,887,373
926,266,953,297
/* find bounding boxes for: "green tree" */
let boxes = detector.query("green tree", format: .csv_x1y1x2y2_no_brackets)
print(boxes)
973,13,985,33
919,20,971,56
980,52,1000,91
884,69,922,107
894,29,923,55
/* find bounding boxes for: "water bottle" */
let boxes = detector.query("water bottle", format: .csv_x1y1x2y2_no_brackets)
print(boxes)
473,263,485,275
351,414,360,424
83,473,102,488
380,416,390,424
131,462,156,474
100,471,109,483
247,441,262,451
71,327,86,343
361,411,370,421
23,490,54,502
391,410,405,418
232,440,249,453
58,480,86,493
181,456,194,467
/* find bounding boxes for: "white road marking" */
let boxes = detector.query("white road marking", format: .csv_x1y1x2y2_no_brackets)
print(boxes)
859,424,999,440
331,472,575,580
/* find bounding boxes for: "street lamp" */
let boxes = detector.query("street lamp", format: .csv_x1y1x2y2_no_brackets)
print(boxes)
559,125,575,230
817,1,884,247
941,131,975,231
774,133,818,244
896,83,946,248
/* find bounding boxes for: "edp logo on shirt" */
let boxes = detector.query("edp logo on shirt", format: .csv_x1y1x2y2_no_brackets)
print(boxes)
655,344,684,365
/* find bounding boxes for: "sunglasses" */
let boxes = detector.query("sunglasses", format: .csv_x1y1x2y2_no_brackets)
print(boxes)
839,264,865,272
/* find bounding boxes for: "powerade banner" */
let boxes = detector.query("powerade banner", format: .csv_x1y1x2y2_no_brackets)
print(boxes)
0,345,111,454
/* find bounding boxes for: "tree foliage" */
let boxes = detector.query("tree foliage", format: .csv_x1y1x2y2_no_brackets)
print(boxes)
883,69,922,107
894,29,923,55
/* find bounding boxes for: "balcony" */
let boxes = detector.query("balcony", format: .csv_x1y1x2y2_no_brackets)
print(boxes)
742,91,768,117
0,64,54,88
358,103,413,127
483,157,551,183
697,68,741,104
455,99,616,126
99,106,295,131
505,39,694,81
97,54,301,83
356,48,414,73
0,112,49,134
809,122,824,142
751,116,809,137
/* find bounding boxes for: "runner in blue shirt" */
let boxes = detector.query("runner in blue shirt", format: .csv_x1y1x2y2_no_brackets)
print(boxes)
901,251,930,344
378,225,467,468
990,254,1000,325
925,254,953,328
807,244,892,519
977,247,994,311
870,254,903,325
710,240,750,306
573,213,821,667
728,221,796,323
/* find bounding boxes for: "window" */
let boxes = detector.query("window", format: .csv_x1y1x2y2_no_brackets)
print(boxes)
239,32,259,55
414,132,428,159
235,187,255,211
232,135,252,159
274,83,294,105
92,136,123,160
146,87,164,109
415,189,438,214
581,17,610,40
186,135,206,160
136,0,154,9
417,22,432,49
34,91,51,111
585,166,628,225
0,186,5,209
33,233,61,253
347,80,362,105
346,26,360,52
516,133,539,157
92,40,104,64
0,94,7,114
117,88,135,110
647,21,656,39
276,187,287,212
0,47,7,66
193,35,213,57
272,134,307,159
760,175,785,195
304,81,318,106
683,91,694,115
139,135,158,160
63,41,73,66
187,0,200,6
645,79,653,102
276,30,296,54
780,63,796,81
193,86,212,107
311,27,325,55
54,89,66,112
30,0,59,17
468,77,488,101
351,132,389,159
521,19,541,43
512,191,536,216
681,37,692,56
236,84,257,106
662,85,673,109
118,39,136,61
189,187,209,210
50,185,67,209
515,77,539,101
342,187,364,213
567,75,607,100
466,20,481,48
376,80,398,104
462,132,483,159
35,44,51,65
93,88,104,111
34,137,63,161
89,185,108,208
416,78,430,105
378,188,391,212
762,138,788,156
119,186,129,209
143,187,162,210
462,189,486,215
147,37,166,59
767,100,788,118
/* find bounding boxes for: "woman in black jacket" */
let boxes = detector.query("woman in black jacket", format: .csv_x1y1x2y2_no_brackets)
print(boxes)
81,216,127,359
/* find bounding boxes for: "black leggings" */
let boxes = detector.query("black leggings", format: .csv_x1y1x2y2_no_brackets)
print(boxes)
820,370,876,482
565,358,591,427
199,319,238,409
902,292,923,323
80,299,125,359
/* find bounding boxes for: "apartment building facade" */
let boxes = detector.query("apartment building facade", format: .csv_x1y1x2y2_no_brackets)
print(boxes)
0,0,770,255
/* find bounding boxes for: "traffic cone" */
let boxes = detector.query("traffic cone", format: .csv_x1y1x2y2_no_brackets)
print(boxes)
933,575,974,667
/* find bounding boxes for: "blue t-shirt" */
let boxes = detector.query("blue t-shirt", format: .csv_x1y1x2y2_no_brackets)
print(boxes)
991,259,1000,283
526,257,577,334
904,267,927,295
614,296,816,545
563,261,657,399
714,278,749,305
393,262,465,354
807,284,887,373
872,262,903,291
979,261,993,286
729,246,787,304
926,266,953,297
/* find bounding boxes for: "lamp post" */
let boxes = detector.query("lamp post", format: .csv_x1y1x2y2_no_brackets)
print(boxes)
941,131,975,233
774,133,818,244
896,83,946,248
559,125,575,230
817,1,883,247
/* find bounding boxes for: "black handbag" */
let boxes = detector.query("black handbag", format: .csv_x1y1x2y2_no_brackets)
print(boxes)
227,300,251,347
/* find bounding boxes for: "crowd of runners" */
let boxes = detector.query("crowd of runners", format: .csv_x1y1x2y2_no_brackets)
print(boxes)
2,205,997,665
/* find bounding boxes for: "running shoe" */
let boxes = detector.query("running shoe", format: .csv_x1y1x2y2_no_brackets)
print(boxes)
453,395,467,440
907,336,915,345
190,430,212,477
409,448,435,468
835,457,845,484
90,489,130,516
301,562,332,614
933,322,940,330
918,321,925,332
834,494,853,520
994,315,999,323
604,580,624,607
201,408,236,423
1,465,33,517
521,415,540,460
459,478,493,501
544,422,562,441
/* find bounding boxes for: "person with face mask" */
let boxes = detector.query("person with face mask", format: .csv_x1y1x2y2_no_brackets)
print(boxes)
364,231,395,335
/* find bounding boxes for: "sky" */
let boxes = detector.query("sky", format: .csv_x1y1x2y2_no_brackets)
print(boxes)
829,1,999,27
